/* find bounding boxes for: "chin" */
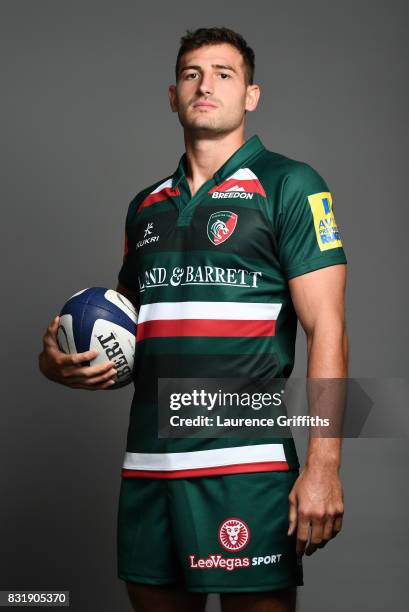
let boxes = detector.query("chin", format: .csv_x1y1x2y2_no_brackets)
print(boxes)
182,112,241,134
188,115,216,126
182,120,216,132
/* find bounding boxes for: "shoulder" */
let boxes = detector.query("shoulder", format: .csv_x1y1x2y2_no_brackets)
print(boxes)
125,174,174,222
251,149,329,219
253,148,328,193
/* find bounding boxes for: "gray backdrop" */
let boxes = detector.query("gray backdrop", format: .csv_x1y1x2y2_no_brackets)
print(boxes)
1,1,408,610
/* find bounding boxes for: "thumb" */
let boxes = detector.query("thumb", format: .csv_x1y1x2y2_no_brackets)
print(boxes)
44,316,61,347
51,315,60,335
288,495,298,536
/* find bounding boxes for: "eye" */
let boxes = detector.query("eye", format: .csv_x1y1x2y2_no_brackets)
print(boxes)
185,72,199,80
218,73,231,79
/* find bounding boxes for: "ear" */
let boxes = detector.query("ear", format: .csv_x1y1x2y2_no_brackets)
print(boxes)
168,84,178,112
245,84,261,113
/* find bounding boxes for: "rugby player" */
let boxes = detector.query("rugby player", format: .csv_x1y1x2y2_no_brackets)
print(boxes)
39,27,347,612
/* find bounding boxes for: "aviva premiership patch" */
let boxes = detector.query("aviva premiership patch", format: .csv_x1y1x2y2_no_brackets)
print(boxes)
207,211,238,245
307,192,343,251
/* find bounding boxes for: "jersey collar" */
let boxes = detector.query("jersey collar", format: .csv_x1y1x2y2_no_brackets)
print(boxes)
172,134,265,190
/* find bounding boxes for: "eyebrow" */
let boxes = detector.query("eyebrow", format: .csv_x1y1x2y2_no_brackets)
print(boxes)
179,63,237,74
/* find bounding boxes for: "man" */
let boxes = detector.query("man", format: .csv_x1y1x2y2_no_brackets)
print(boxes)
40,27,347,612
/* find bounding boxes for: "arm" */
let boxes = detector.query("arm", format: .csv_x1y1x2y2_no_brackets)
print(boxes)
39,190,140,388
287,263,347,556
116,282,139,309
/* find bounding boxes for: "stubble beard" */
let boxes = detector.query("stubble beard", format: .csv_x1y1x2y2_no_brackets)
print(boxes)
178,107,243,138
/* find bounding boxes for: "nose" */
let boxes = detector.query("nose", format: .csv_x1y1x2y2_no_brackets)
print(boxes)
198,72,214,96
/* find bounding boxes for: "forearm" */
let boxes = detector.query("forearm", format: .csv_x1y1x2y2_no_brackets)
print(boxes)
305,321,348,470
116,282,139,310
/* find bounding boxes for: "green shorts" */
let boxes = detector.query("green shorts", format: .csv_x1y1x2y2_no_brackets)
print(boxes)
117,470,303,594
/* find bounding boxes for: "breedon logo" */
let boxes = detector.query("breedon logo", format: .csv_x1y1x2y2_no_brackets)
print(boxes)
207,211,238,246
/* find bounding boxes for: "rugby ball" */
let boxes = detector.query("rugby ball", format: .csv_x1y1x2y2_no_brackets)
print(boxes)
57,287,137,388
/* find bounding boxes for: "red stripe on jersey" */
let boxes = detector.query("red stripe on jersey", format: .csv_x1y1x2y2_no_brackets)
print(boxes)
136,318,276,341
209,178,266,197
121,461,289,479
138,187,180,211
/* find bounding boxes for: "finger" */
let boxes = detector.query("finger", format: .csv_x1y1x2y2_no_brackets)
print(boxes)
296,517,311,558
322,517,335,543
86,369,117,385
62,361,116,382
67,350,101,365
50,315,60,330
70,379,116,391
305,542,318,555
61,353,116,372
100,379,117,389
70,368,117,386
75,360,116,378
288,497,298,536
43,316,62,348
305,519,324,555
333,515,343,536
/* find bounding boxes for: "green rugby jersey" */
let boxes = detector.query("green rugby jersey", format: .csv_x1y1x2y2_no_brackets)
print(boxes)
118,135,347,479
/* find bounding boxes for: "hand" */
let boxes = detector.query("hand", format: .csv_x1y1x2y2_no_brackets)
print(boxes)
288,463,344,558
39,316,118,390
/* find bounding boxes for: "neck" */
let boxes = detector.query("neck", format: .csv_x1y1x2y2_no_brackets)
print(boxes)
183,127,246,196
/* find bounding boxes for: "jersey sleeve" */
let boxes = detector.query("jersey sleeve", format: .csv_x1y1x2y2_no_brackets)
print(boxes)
277,162,347,280
117,198,139,290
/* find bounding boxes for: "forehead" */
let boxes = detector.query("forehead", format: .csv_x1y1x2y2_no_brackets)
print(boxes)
179,43,244,71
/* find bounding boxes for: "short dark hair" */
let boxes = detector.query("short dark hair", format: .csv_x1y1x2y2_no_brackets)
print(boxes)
175,27,255,85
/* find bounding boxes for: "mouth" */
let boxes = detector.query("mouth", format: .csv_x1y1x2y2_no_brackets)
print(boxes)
192,101,218,109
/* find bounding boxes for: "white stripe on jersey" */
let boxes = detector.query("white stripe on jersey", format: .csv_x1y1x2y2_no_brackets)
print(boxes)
138,301,282,323
226,167,259,181
123,443,286,471
151,178,173,194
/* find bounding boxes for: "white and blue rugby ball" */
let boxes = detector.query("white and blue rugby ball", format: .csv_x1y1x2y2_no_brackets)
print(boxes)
57,287,137,388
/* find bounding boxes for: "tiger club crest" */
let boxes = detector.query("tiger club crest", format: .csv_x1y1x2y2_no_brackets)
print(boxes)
207,211,238,245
